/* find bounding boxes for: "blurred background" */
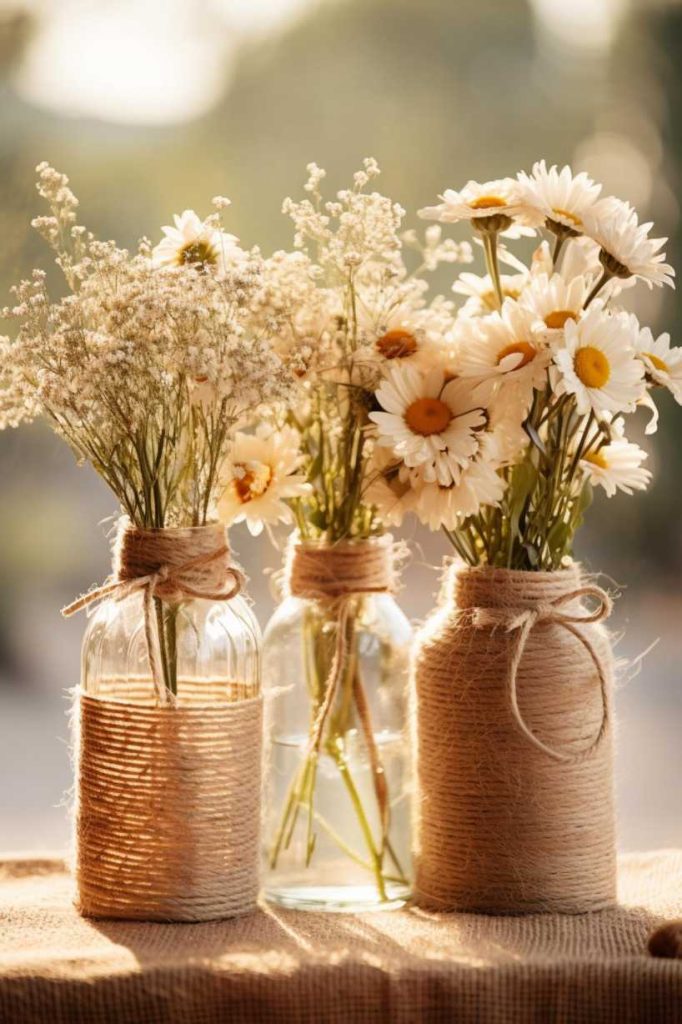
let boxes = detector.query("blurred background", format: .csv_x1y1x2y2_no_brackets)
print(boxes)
0,0,680,853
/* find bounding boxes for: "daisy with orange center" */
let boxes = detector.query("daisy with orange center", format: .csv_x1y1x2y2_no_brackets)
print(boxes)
579,419,651,498
519,272,589,336
369,366,492,485
516,161,602,238
418,178,540,238
453,300,550,397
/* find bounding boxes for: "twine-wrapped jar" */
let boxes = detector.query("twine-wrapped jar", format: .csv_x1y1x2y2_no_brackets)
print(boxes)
413,562,617,914
70,522,262,923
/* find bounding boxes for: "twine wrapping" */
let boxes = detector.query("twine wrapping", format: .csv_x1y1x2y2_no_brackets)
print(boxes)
285,536,396,760
413,562,617,914
74,684,262,922
63,521,245,705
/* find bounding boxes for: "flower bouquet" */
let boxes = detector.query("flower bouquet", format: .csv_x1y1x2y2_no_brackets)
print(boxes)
365,162,678,912
218,160,471,910
0,164,294,920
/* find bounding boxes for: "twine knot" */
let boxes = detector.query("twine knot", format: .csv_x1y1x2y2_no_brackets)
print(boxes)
472,583,613,762
62,521,245,705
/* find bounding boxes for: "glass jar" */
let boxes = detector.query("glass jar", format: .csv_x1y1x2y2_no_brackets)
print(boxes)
82,591,261,704
263,579,413,912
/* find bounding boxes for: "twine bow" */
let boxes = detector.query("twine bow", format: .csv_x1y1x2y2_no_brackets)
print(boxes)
62,528,245,706
473,584,613,762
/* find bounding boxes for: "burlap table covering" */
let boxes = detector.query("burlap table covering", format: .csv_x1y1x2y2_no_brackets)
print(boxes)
1,852,681,1023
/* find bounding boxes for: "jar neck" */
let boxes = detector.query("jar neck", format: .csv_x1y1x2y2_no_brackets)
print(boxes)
450,562,582,610
287,535,396,600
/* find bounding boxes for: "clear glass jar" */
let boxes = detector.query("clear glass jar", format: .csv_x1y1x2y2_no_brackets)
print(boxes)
82,592,261,704
263,586,413,912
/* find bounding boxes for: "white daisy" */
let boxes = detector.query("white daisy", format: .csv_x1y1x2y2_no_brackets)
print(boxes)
413,459,505,531
553,307,645,416
453,271,528,318
419,178,540,237
152,209,239,274
519,273,589,334
454,300,550,391
355,296,454,375
217,426,310,536
582,197,675,289
634,325,682,404
516,161,602,236
370,366,491,485
580,420,651,497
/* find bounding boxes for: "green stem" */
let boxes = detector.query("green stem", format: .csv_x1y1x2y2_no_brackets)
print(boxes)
482,231,504,308
585,269,612,308
552,234,565,266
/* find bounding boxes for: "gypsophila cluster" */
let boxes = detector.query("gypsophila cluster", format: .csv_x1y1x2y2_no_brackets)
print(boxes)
230,158,472,543
0,164,296,529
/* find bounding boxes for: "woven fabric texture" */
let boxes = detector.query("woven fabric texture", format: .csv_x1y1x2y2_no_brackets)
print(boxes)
1,851,681,1023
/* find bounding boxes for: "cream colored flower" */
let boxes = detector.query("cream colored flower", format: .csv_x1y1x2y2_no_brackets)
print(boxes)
370,366,491,485
454,301,550,391
217,427,309,536
634,324,682,404
419,178,539,237
583,198,675,289
412,459,505,530
152,209,239,274
553,307,645,416
516,161,602,236
453,271,528,318
580,420,651,497
356,298,454,376
519,273,589,335
364,448,417,527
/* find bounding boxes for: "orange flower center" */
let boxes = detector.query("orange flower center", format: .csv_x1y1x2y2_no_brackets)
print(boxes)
544,309,576,330
178,238,217,267
233,463,272,503
552,207,582,227
496,341,537,369
376,328,418,360
574,346,610,389
469,195,508,210
405,397,452,436
644,352,669,373
584,449,608,470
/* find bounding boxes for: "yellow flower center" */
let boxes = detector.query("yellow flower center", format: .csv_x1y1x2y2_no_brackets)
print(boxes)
574,346,611,389
544,309,576,330
481,287,520,311
233,462,272,503
376,328,418,360
405,397,452,436
644,352,669,373
496,341,537,369
552,207,582,227
469,195,508,210
178,238,217,267
583,450,608,470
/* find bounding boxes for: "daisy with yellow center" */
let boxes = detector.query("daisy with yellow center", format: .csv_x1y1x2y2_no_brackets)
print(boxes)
365,448,417,528
152,209,239,275
553,307,645,416
519,272,589,335
453,300,550,394
352,298,456,384
583,197,675,290
418,178,540,238
516,161,602,238
217,426,310,536
369,366,492,485
634,324,682,404
579,419,651,498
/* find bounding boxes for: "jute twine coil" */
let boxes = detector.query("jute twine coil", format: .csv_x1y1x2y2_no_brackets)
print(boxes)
63,521,245,706
413,562,617,914
74,684,262,922
67,522,260,922
285,535,397,791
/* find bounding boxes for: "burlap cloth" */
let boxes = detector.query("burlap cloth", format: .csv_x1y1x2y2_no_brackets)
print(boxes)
1,852,681,1023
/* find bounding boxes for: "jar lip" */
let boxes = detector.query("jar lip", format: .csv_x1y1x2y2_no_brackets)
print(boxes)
453,561,580,582
121,519,225,536
294,533,390,551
